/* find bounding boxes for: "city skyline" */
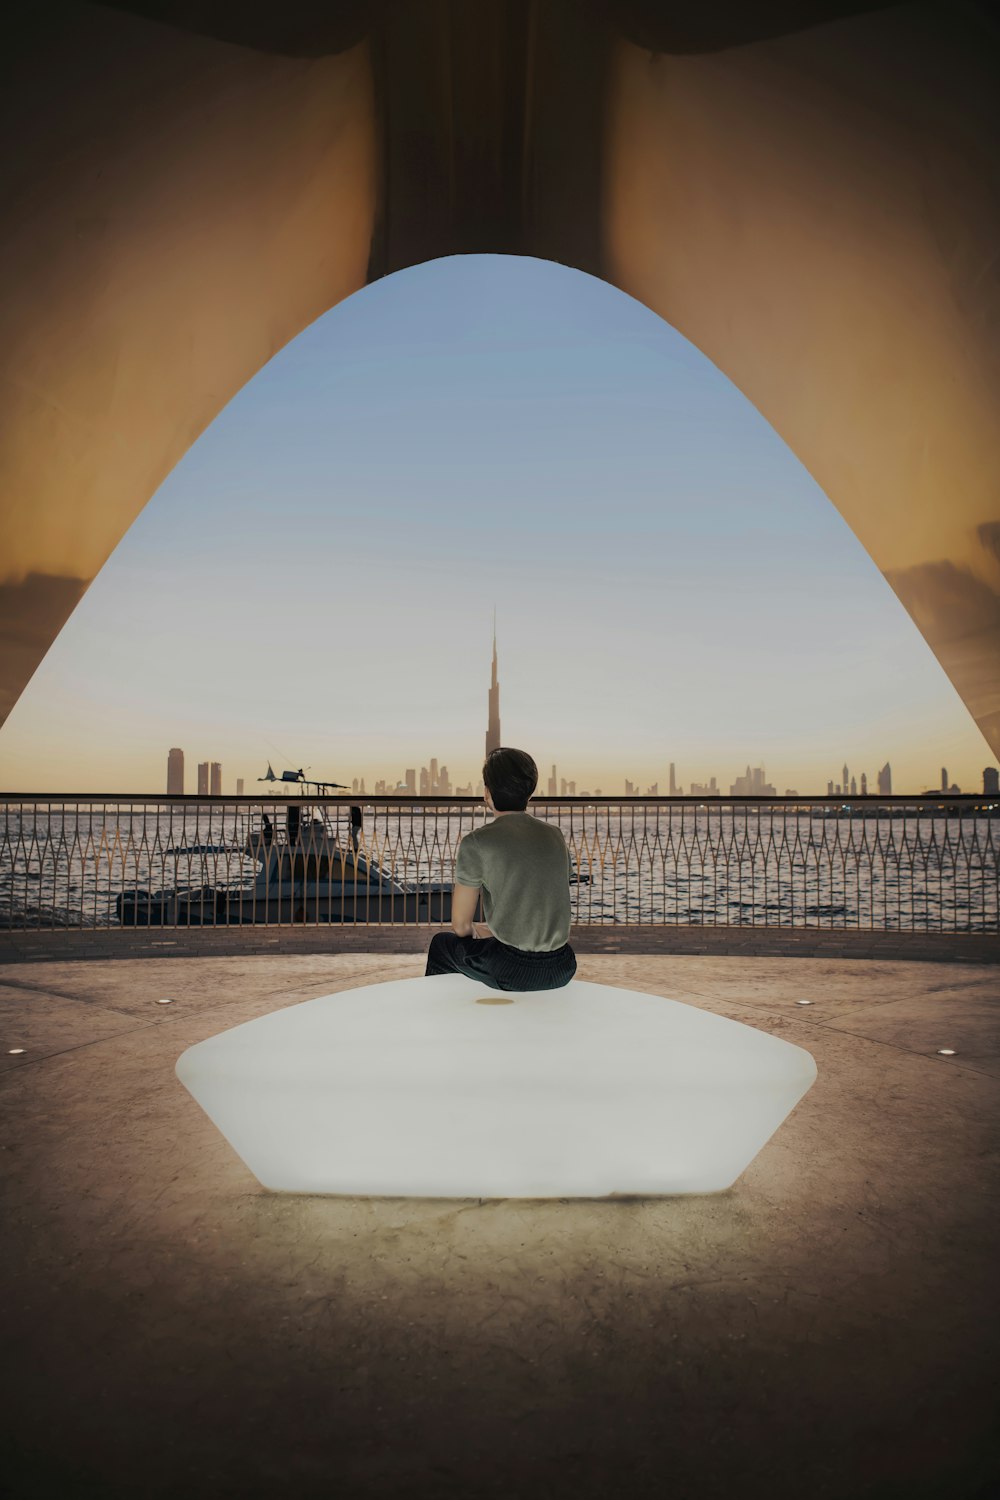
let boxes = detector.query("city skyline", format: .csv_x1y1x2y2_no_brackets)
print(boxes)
160,630,990,799
159,748,996,799
0,256,994,795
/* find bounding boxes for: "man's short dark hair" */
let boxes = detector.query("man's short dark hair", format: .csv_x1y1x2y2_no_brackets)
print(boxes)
483,748,538,811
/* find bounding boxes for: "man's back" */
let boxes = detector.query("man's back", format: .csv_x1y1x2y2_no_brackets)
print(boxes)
455,812,571,952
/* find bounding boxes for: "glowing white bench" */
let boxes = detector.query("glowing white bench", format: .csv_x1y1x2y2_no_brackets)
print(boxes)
175,975,817,1198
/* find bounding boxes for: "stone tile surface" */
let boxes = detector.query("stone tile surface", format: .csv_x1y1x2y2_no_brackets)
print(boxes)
0,982,150,1073
1,953,997,1500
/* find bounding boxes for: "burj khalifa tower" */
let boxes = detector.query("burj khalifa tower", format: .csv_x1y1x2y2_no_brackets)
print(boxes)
485,608,501,757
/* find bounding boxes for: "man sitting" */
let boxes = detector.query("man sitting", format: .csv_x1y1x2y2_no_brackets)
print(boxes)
424,746,577,992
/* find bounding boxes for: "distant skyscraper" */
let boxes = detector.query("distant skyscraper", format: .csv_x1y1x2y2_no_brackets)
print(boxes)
560,777,567,796
827,780,834,796
860,772,867,795
850,775,857,796
668,762,677,796
236,778,244,795
485,609,500,757
419,766,429,795
405,769,416,795
548,764,557,797
439,765,451,794
730,764,776,796
842,763,849,792
197,762,209,796
941,766,948,792
878,762,892,795
210,762,222,796
430,758,439,793
984,767,999,795
167,748,184,795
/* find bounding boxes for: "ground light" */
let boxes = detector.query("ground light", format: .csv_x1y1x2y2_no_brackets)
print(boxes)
175,975,818,1198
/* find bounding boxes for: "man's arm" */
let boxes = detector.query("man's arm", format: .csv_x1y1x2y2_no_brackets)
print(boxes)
452,832,485,938
451,881,481,939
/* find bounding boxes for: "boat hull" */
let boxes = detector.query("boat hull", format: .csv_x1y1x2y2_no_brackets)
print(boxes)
116,886,453,926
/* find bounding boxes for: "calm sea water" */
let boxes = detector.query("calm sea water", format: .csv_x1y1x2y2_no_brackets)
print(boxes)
1,803,998,931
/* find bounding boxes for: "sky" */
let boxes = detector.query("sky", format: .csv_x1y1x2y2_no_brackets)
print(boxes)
0,254,993,796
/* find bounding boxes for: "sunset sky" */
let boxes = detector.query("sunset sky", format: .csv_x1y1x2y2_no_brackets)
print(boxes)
0,254,992,796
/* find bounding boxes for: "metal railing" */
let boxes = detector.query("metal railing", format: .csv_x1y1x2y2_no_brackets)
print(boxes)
1,794,997,933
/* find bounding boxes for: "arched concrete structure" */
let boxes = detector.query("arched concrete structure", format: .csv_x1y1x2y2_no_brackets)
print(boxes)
2,1,998,758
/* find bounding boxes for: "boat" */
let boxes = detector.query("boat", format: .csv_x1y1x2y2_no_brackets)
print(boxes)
116,769,453,926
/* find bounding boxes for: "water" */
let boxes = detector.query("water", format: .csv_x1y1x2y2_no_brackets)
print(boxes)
1,801,997,932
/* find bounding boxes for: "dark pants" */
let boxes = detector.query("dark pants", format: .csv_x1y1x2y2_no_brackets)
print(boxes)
425,931,577,992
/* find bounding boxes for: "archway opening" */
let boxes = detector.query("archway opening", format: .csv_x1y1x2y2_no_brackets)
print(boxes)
0,255,987,798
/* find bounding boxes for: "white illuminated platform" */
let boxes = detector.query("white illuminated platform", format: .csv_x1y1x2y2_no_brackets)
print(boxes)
175,975,817,1199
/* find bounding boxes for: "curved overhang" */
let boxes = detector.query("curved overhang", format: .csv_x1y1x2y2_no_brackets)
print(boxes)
1,0,997,758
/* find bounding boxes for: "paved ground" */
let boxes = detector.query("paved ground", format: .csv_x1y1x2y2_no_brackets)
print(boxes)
2,922,997,964
1,950,998,1499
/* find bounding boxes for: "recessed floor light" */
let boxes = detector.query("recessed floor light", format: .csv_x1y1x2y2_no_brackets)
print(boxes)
937,1048,956,1056
155,998,173,1006
795,1000,813,1006
8,1048,25,1055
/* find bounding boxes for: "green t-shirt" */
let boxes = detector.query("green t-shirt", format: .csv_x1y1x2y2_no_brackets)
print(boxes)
454,811,572,952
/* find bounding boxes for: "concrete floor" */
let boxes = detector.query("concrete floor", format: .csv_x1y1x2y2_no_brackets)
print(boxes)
1,951,998,1499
